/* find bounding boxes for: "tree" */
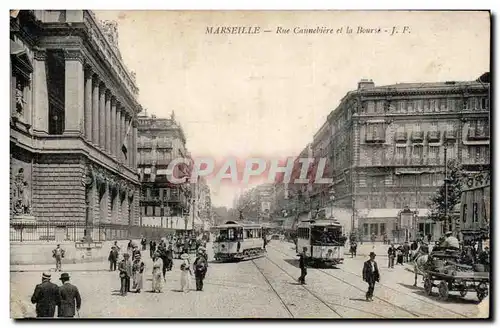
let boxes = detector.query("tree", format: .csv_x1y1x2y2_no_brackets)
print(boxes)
427,159,464,228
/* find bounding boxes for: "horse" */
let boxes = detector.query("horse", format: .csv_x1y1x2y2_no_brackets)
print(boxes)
412,244,432,286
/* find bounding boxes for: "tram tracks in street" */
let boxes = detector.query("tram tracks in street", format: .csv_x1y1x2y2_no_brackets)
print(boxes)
268,244,468,319
252,257,390,318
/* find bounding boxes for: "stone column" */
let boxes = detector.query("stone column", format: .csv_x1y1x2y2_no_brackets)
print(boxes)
32,50,49,134
64,50,85,134
110,97,117,158
84,66,93,141
120,110,127,164
105,90,112,153
127,117,132,167
99,83,106,149
116,104,122,158
132,123,138,169
92,75,99,145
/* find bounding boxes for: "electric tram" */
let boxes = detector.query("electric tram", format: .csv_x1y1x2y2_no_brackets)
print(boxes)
296,215,347,266
212,221,265,262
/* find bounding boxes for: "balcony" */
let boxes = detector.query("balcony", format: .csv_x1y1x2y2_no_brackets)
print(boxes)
445,130,457,140
427,130,440,142
467,131,489,141
411,131,424,143
395,132,407,143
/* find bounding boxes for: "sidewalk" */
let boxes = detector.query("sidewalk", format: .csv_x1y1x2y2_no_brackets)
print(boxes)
10,260,110,273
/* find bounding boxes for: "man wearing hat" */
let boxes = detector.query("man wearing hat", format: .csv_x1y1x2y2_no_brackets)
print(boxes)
58,273,81,318
52,244,65,272
440,231,460,250
193,248,208,291
297,247,308,285
118,253,133,296
31,272,61,317
362,252,380,302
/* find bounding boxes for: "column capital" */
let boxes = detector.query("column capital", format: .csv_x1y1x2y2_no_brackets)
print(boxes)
111,95,117,106
64,49,85,64
99,82,106,94
33,49,47,61
92,73,100,87
84,64,94,76
105,89,112,100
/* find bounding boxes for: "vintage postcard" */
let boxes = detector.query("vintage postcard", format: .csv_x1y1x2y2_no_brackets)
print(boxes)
9,10,490,319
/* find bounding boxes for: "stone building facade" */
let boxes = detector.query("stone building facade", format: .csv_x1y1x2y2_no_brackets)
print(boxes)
10,10,141,241
326,78,490,241
137,113,195,230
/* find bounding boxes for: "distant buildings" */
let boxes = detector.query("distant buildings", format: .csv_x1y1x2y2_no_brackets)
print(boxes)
136,112,211,232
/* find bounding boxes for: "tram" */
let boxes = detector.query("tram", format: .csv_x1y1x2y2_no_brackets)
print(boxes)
296,217,347,266
212,221,265,262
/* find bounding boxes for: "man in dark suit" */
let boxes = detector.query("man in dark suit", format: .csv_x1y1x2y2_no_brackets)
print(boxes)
297,247,308,285
58,273,81,318
362,252,380,302
31,272,61,318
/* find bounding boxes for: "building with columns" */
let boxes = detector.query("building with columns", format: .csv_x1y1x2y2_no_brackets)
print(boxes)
10,10,142,241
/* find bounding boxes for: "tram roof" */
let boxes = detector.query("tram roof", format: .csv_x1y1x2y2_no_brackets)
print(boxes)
212,221,263,229
297,219,342,227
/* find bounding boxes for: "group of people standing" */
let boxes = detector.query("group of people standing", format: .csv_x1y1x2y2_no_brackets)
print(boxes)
31,272,81,318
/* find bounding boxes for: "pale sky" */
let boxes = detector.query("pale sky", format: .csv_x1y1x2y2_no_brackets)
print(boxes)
95,10,490,208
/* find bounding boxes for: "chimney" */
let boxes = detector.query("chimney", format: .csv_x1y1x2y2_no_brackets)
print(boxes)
358,79,375,90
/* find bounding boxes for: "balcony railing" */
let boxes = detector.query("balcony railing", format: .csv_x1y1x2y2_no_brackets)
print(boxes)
445,130,457,140
467,130,489,141
427,130,440,142
395,132,407,143
411,131,424,142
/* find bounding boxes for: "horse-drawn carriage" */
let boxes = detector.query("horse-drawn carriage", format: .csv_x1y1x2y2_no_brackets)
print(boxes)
420,248,489,301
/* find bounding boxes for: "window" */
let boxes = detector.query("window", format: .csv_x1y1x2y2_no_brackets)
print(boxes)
462,204,467,223
370,223,378,236
421,173,430,186
380,223,386,236
363,223,369,236
367,101,375,114
47,51,65,135
423,99,430,112
376,101,384,113
151,188,160,198
395,147,406,165
447,98,456,111
407,100,414,113
399,100,407,113
415,99,424,112
439,99,446,112
412,145,423,164
428,146,439,164
146,206,153,216
480,97,489,110
473,203,479,223
468,120,489,139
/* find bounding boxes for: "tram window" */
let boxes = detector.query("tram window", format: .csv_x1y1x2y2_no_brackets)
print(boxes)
228,229,235,240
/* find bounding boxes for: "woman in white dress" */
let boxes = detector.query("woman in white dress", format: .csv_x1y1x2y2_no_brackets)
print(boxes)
132,253,144,293
151,252,163,293
179,253,192,293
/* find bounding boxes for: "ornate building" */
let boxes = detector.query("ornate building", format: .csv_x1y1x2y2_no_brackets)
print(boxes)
326,77,490,241
137,112,197,231
10,11,142,241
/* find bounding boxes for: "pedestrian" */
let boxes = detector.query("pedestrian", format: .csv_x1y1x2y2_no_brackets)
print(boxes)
166,243,174,271
108,246,118,271
132,253,145,293
52,244,65,272
31,272,61,318
193,248,208,291
132,245,141,259
127,240,133,254
350,241,357,258
371,233,376,245
149,240,156,258
151,252,164,293
113,241,121,252
387,244,396,268
118,253,132,296
179,252,192,293
362,252,380,302
297,247,307,285
57,273,81,318
403,241,410,263
396,247,404,265
427,233,432,244
157,244,168,281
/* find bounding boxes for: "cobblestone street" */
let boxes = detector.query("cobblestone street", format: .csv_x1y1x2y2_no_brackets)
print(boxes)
10,241,486,318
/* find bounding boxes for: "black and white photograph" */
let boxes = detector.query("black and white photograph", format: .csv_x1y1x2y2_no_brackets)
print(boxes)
8,9,491,319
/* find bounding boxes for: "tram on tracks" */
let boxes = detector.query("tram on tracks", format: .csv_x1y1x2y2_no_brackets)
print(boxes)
296,218,347,266
212,221,265,262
